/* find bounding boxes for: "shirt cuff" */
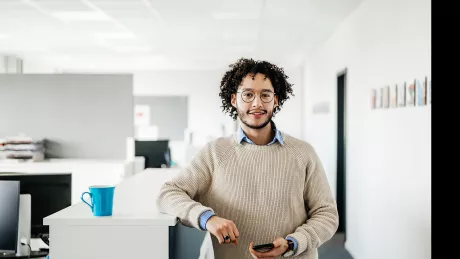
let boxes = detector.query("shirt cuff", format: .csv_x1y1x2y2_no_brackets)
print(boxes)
285,237,298,253
199,210,216,230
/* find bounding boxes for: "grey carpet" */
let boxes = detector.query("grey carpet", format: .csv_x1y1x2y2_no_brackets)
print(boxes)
318,233,353,259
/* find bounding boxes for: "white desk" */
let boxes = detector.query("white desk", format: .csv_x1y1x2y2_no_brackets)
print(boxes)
44,168,181,259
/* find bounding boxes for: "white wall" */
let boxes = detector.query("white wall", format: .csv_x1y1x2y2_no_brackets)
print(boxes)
271,66,304,140
302,0,431,258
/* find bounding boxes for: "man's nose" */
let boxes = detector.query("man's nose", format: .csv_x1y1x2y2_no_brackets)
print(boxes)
252,94,263,107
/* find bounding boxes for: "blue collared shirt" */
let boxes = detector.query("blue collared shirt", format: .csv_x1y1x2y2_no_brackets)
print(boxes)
237,125,284,146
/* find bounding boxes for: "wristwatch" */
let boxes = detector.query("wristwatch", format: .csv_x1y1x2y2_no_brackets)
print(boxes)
282,239,295,257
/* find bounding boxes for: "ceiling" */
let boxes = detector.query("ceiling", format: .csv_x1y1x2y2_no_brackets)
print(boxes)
0,0,363,71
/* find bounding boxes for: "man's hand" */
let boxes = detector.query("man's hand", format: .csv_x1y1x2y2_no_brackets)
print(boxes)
206,216,240,246
249,238,289,259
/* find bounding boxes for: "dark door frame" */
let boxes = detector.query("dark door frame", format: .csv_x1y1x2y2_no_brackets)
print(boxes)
336,68,347,241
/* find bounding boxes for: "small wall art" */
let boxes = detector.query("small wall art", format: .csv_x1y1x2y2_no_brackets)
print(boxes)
398,82,406,107
416,78,426,106
371,89,377,109
382,85,390,108
372,75,430,111
390,84,398,108
406,79,416,106
376,88,382,108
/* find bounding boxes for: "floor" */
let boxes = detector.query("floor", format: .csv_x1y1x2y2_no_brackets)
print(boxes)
318,232,354,259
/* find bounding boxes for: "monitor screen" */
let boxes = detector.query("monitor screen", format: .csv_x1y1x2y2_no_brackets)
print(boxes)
0,174,71,237
135,140,171,168
0,180,20,254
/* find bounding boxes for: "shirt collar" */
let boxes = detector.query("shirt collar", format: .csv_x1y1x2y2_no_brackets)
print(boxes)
237,122,284,146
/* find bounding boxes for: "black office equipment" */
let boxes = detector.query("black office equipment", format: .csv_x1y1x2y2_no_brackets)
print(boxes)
0,180,20,254
0,250,48,258
135,140,171,168
0,173,71,237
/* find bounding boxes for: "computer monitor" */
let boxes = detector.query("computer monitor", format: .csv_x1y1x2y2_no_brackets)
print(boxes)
135,140,171,168
0,180,20,254
0,173,71,237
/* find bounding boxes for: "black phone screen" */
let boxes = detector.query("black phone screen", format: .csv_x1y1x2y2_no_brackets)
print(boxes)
252,243,275,252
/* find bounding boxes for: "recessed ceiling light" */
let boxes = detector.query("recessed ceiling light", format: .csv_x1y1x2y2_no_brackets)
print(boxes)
51,11,111,21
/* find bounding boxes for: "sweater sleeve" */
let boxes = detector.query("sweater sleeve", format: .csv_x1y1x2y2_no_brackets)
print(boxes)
285,145,339,256
156,142,216,230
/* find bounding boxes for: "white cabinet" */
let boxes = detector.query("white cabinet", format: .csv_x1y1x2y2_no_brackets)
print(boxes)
44,168,179,259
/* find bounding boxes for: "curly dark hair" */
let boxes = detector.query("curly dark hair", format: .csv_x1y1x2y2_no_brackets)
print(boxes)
219,57,294,120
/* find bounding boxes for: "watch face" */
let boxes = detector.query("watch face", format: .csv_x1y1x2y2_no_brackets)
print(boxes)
287,240,294,250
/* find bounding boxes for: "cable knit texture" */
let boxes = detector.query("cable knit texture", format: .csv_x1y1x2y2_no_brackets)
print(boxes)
156,132,339,259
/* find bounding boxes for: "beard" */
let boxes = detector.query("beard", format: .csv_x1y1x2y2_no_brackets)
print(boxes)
237,107,273,130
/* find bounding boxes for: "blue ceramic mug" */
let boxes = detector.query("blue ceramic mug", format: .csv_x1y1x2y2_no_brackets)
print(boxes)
81,185,115,216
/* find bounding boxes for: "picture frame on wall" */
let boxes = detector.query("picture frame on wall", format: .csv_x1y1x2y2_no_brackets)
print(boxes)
406,79,416,106
382,85,389,108
371,88,377,109
398,82,406,107
390,84,398,108
416,78,426,106
376,87,382,108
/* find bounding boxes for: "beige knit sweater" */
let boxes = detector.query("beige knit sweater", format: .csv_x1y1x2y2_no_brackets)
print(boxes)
156,132,339,259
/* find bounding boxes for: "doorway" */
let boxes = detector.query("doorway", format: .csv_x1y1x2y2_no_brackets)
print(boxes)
337,69,347,241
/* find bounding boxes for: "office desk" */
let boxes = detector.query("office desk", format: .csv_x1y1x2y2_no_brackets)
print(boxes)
0,158,144,204
44,168,181,259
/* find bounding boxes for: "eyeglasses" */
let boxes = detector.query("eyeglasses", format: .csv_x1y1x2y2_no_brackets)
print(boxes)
237,90,275,103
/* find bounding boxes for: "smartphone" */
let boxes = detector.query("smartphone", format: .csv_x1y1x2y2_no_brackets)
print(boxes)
252,243,274,252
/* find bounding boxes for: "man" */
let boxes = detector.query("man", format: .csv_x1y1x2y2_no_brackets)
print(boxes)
156,58,338,259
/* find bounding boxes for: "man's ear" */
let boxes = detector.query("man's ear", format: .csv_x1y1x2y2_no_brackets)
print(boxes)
231,94,237,108
274,95,279,108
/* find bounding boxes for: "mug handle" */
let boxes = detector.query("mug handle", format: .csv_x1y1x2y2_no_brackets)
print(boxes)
81,192,93,211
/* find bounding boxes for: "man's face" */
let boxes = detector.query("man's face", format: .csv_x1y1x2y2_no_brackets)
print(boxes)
231,73,279,129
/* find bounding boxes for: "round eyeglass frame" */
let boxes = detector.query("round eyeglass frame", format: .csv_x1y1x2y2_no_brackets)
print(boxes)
236,90,275,103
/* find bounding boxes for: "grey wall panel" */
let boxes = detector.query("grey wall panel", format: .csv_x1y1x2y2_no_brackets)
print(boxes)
0,74,133,159
134,96,188,141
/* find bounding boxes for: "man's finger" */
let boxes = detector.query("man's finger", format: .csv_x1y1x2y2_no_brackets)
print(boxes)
249,243,268,258
256,248,282,257
273,237,286,248
215,230,224,244
231,222,240,238
226,227,237,244
248,242,259,258
222,232,231,243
